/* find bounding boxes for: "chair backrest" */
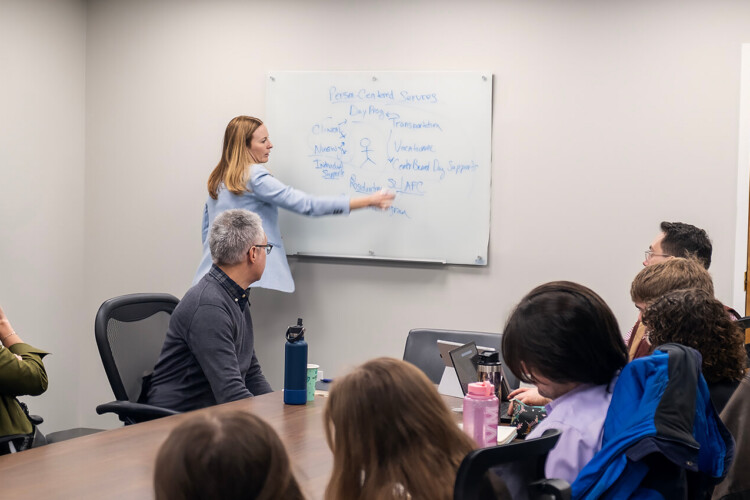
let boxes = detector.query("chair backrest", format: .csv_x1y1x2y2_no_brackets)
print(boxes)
403,328,519,390
713,373,750,499
94,293,179,402
453,429,568,500
736,315,750,330
735,316,750,367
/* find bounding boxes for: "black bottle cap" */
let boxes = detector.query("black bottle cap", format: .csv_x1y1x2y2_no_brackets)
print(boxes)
476,351,501,365
286,318,305,342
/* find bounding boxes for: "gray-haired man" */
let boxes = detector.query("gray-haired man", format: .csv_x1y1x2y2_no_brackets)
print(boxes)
146,209,273,411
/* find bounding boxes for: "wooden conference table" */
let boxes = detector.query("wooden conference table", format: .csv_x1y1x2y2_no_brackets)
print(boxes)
0,391,464,500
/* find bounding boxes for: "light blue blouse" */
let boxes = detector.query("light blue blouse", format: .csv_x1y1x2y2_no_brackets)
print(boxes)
193,165,350,292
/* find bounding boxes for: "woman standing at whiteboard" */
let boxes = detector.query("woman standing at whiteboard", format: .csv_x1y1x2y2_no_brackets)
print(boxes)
193,116,394,292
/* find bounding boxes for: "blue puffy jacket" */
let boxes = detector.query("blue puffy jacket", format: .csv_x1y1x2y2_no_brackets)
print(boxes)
572,343,734,499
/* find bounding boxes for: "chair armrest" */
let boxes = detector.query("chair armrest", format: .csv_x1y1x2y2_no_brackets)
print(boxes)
96,400,179,425
28,414,44,426
0,433,31,446
529,478,571,500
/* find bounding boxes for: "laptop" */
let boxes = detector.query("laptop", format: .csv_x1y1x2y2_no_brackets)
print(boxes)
436,340,493,398
447,341,511,423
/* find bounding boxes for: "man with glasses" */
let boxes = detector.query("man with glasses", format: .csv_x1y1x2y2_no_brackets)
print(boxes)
628,221,742,360
145,209,273,412
642,221,712,268
511,221,718,407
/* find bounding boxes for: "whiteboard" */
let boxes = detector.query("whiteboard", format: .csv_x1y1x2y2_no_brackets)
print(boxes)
265,71,492,265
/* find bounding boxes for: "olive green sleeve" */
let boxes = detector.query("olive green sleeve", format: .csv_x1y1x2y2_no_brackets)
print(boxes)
0,343,49,396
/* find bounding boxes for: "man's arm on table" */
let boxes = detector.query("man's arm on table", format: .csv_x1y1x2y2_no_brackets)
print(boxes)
245,351,272,395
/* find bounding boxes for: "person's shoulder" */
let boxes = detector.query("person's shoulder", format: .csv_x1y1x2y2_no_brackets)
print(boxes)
544,384,611,424
249,164,271,180
181,274,227,309
178,281,235,332
246,164,278,193
527,407,576,440
571,383,614,405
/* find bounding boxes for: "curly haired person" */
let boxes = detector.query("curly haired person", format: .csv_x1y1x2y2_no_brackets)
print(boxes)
643,288,747,412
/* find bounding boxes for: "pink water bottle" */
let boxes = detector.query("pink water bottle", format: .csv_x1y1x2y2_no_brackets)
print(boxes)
463,381,498,447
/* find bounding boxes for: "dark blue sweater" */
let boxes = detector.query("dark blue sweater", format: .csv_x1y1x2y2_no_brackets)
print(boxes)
147,265,272,411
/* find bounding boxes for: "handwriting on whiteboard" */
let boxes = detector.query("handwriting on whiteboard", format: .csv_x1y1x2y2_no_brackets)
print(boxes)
302,85,481,217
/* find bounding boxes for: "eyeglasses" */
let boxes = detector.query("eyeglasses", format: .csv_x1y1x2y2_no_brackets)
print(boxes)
253,244,273,255
644,250,670,261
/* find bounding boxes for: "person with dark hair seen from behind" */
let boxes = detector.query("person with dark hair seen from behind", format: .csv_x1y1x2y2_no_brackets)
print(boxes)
324,357,475,500
154,410,305,500
643,288,747,413
502,281,628,487
643,221,712,268
146,209,272,412
0,305,48,454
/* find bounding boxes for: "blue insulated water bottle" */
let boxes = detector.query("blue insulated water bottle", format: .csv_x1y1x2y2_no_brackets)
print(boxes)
283,318,308,405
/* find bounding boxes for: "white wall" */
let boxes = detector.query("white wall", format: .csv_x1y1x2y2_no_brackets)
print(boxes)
81,0,750,429
733,45,750,311
0,0,87,431
5,0,750,431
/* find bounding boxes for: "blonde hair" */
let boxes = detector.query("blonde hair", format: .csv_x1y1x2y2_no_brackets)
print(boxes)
207,116,264,199
630,257,714,304
324,357,475,500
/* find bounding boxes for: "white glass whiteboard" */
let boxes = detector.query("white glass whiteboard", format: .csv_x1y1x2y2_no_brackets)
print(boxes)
265,71,492,265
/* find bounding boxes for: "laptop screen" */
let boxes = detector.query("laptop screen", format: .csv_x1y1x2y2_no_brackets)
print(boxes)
449,342,480,395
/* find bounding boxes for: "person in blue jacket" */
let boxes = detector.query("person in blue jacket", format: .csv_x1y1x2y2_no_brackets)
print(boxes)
572,343,734,499
193,115,395,292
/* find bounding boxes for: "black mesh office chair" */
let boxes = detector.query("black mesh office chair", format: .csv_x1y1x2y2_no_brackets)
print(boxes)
403,328,519,390
0,406,47,455
454,429,570,500
95,293,181,425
